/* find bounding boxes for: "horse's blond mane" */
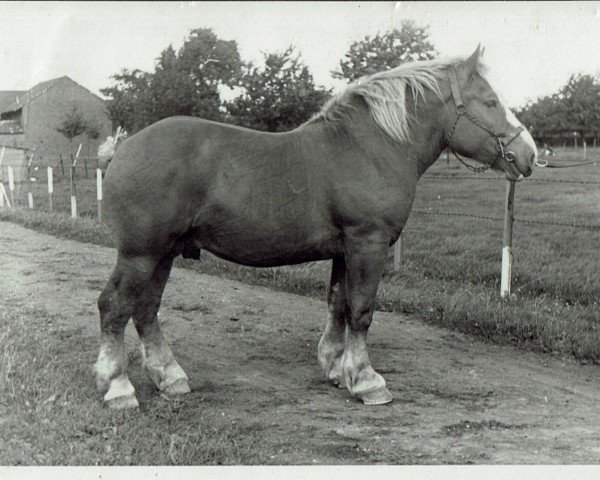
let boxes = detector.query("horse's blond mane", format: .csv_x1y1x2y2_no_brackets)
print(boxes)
315,56,488,143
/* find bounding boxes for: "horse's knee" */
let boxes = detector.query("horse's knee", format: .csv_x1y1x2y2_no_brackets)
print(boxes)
348,301,375,332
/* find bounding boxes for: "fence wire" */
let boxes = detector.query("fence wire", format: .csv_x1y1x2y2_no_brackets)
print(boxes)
424,175,600,186
411,209,600,231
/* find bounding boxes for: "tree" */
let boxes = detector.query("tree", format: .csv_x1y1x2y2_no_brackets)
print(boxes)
101,28,243,133
516,94,564,143
85,120,101,160
100,69,151,133
225,46,331,132
332,21,438,82
558,74,600,142
56,105,88,156
516,73,600,145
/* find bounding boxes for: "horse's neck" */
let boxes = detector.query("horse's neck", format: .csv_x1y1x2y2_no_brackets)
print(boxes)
329,98,447,178
409,118,447,177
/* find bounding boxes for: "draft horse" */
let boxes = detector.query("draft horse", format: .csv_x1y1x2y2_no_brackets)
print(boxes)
95,47,537,408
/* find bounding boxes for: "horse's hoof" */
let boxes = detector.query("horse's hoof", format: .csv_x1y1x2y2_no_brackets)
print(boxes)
358,387,393,405
103,373,138,408
106,394,139,410
164,379,191,396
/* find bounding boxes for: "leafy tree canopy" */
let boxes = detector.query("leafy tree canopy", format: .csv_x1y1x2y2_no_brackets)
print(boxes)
516,73,600,143
56,105,88,140
332,21,438,82
101,28,242,133
225,46,331,132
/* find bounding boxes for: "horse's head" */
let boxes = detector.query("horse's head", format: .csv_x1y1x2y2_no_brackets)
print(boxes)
443,46,538,181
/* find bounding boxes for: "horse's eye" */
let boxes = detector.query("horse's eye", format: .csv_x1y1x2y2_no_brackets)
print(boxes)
484,100,498,108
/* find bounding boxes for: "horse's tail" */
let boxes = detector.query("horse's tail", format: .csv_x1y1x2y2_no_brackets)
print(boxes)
98,127,128,170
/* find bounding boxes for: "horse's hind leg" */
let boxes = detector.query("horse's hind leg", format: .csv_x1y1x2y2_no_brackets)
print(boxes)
95,254,158,409
132,253,190,396
318,256,348,387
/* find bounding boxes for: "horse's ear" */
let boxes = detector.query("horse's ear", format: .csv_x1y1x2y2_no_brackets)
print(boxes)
464,44,482,77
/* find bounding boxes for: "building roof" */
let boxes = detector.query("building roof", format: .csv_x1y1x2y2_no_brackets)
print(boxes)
1,77,68,114
0,91,26,112
0,76,106,115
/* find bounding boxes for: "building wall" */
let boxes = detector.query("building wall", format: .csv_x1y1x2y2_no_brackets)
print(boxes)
0,132,25,149
0,147,27,183
23,79,112,163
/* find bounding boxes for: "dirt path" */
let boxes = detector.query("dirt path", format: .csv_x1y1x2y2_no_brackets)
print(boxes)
2,221,600,464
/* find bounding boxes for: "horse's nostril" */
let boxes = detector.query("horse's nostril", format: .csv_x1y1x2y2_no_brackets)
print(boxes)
523,166,533,177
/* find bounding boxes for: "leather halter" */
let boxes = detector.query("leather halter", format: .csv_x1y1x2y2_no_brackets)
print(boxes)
445,68,525,173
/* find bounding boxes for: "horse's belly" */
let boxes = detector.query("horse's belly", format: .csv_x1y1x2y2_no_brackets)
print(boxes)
195,225,342,267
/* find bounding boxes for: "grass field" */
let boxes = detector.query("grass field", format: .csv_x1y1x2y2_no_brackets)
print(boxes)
2,147,600,361
0,302,264,465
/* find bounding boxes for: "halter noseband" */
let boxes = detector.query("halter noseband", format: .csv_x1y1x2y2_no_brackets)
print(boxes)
445,68,525,173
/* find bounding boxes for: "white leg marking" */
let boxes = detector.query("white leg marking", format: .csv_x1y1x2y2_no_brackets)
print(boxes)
104,373,135,401
94,343,122,392
318,305,347,387
139,328,191,395
342,330,393,405
104,373,139,409
318,330,346,388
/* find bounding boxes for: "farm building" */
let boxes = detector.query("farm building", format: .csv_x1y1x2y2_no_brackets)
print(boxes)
0,146,28,183
0,76,112,164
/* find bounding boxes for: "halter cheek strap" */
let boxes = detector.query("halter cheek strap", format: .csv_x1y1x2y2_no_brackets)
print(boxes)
449,69,465,114
445,68,525,172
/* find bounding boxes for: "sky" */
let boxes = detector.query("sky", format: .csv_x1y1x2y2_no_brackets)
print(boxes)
1,1,599,108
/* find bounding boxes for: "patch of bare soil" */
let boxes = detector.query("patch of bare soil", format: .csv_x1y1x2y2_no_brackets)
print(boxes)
2,221,600,464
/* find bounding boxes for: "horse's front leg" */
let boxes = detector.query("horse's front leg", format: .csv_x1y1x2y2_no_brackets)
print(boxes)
342,232,393,405
318,255,348,387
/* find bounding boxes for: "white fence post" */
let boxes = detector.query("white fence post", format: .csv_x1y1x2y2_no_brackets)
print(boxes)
26,155,33,208
47,166,53,211
7,165,15,206
96,167,103,222
70,164,77,218
0,146,5,208
500,181,516,300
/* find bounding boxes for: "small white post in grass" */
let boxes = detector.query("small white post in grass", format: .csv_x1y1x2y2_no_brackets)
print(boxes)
71,195,77,218
47,166,53,211
27,155,34,209
0,184,9,208
583,140,587,160
393,235,402,271
7,165,15,207
96,168,103,222
0,146,6,207
70,164,77,218
500,181,516,300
